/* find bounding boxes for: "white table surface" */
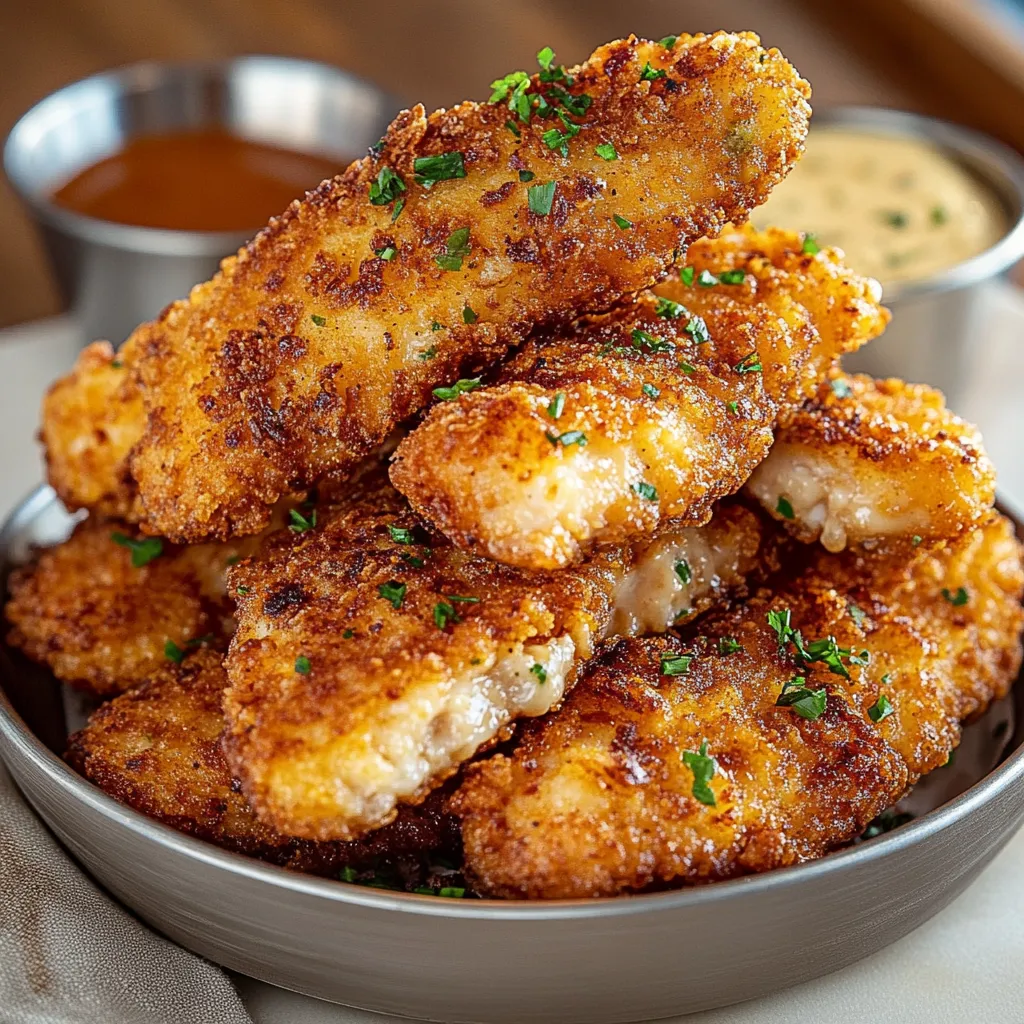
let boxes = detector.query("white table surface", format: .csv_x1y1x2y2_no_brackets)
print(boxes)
3,291,1024,1023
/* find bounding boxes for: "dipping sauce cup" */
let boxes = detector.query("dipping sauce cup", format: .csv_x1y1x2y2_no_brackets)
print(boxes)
4,57,400,346
755,107,1024,406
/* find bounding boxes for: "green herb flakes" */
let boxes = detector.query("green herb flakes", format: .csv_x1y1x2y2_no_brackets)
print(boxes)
436,227,471,271
295,655,311,675
368,166,406,207
378,580,407,610
733,352,762,374
433,377,482,401
684,315,710,344
718,269,746,285
830,377,853,398
674,559,692,585
547,392,565,419
463,305,478,324
528,180,557,216
697,269,719,287
640,61,667,82
530,662,548,683
288,508,316,533
868,694,894,723
546,429,587,448
595,142,618,161
776,676,827,721
661,652,693,677
413,151,466,189
654,296,687,320
111,532,163,568
310,313,327,327
682,740,716,806
802,233,820,255
613,214,633,230
776,496,795,520
164,640,186,664
388,525,414,544
718,637,743,656
680,266,695,286
374,245,396,261
642,382,660,399
519,169,535,182
942,586,969,606
633,481,658,501
433,601,459,630
658,35,678,49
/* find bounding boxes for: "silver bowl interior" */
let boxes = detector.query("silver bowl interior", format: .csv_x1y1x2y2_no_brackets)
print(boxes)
2,487,1024,1023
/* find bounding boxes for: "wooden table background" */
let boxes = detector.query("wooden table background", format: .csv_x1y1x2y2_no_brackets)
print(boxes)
0,0,1018,329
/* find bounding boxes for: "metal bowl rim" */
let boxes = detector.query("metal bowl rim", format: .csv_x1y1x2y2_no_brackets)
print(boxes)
2,483,1023,920
2,55,399,257
811,106,1024,303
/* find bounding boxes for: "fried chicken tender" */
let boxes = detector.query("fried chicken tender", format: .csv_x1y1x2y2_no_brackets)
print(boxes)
66,650,458,873
223,471,774,841
43,32,810,543
4,518,253,697
391,226,887,570
746,373,996,551
453,514,1024,898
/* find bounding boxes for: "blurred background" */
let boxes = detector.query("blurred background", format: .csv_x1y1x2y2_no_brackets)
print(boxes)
1,0,1023,329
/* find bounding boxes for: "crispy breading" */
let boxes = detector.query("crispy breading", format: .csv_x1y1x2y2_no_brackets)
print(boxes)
746,373,996,551
223,471,773,841
66,650,458,874
452,514,1024,899
43,32,810,542
41,341,143,519
4,518,248,697
390,226,887,570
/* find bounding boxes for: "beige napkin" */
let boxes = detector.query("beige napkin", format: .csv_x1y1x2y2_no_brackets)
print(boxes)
0,761,253,1024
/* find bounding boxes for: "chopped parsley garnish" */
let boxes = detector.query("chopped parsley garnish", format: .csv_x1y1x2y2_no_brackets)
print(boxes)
430,321,444,331
868,694,894,723
236,586,249,595
880,673,891,685
718,269,746,285
775,676,827,720
378,580,407,610
388,524,414,544
733,352,762,374
226,554,241,566
882,210,909,229
660,652,693,676
541,109,582,157
776,496,795,520
595,142,618,161
111,359,123,368
679,360,696,375
633,481,658,501
413,151,466,188
631,328,673,354
931,205,948,226
417,346,437,361
942,586,969,606
674,559,692,585
463,305,478,324
433,376,482,401
613,214,633,230
546,429,587,447
310,313,327,327
545,85,591,117
505,119,521,138
658,35,678,48
519,169,535,182
164,640,186,664
726,401,739,415
654,296,687,320
528,180,557,216
433,601,460,629
830,377,853,398
642,382,660,399
848,603,867,628
697,269,720,288
449,595,480,605
682,740,716,806
368,166,406,207
766,608,865,679
718,637,743,656
801,233,820,255
684,315,710,344
547,392,565,419
374,245,396,261
680,266,696,286
489,70,532,122
640,61,666,82
295,655,311,675
530,662,547,684
111,532,163,568
391,198,405,222
436,227,471,271
340,866,359,882
912,535,923,547
288,508,317,533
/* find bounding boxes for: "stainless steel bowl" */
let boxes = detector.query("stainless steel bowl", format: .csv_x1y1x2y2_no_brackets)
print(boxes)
2,486,1024,1023
3,58,401,346
812,108,1024,405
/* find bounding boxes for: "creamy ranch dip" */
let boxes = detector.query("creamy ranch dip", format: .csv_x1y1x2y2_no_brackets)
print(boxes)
753,129,1007,285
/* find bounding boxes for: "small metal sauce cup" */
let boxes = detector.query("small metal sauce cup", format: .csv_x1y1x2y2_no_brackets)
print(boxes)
813,108,1024,404
4,57,401,346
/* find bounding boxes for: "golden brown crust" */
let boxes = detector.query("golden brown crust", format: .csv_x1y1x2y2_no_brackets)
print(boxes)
66,649,458,873
390,226,887,569
746,373,996,550
222,470,772,841
4,518,242,697
452,515,1024,899
43,33,811,543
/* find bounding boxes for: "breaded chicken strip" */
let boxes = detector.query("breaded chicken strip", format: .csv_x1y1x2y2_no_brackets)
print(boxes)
43,32,810,543
223,472,774,841
391,227,887,570
746,373,995,551
453,515,1024,898
66,650,458,875
4,518,253,697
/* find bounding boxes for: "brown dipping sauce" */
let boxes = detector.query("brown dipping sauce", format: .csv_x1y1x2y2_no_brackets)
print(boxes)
50,129,342,232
